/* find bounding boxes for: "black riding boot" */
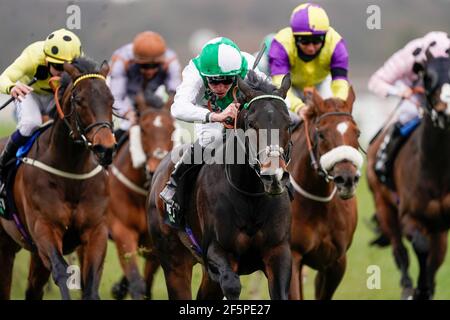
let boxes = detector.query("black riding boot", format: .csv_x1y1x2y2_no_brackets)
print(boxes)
160,142,204,228
374,122,407,185
0,131,28,195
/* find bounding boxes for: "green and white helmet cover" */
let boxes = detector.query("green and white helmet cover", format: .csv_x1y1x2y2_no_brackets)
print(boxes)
193,37,248,78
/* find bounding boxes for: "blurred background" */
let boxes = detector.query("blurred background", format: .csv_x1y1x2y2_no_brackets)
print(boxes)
1,0,450,299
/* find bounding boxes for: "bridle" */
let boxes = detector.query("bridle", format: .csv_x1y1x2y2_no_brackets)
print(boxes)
49,73,114,149
224,89,292,196
303,111,357,182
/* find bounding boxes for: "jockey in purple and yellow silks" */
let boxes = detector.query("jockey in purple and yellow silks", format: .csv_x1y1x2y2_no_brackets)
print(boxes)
269,3,350,115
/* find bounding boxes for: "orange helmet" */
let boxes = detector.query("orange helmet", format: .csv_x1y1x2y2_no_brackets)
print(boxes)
132,31,166,63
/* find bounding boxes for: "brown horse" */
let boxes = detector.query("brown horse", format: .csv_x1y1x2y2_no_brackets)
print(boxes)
0,58,116,300
107,93,175,300
148,72,293,300
288,87,362,300
367,54,450,300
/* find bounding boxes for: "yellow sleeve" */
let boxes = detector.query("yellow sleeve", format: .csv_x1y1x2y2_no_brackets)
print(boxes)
331,79,350,100
272,74,305,113
0,45,36,94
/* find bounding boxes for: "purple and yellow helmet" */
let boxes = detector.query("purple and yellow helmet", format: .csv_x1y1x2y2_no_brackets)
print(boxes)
290,3,330,36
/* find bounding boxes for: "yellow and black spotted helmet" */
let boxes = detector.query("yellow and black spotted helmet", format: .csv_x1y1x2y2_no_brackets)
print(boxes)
43,28,82,64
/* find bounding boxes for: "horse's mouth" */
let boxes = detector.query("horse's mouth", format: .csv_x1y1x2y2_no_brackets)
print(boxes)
261,171,289,195
336,186,356,200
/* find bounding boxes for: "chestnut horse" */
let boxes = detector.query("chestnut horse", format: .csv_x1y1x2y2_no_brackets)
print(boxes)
0,58,116,300
288,87,363,300
148,72,293,299
108,94,175,300
367,54,450,300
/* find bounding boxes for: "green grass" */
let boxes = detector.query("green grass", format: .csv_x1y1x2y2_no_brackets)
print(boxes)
2,123,450,300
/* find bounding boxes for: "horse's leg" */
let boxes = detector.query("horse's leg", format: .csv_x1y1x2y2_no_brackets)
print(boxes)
314,255,346,300
79,224,108,300
197,266,224,300
0,225,20,300
376,195,413,299
25,252,51,300
206,240,241,300
288,251,302,300
111,224,145,300
143,252,160,299
111,276,129,300
33,223,71,300
161,253,194,300
263,242,292,300
424,231,448,300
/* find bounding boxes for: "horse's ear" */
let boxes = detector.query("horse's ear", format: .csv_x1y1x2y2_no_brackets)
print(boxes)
100,60,110,77
63,62,80,79
274,73,291,99
304,87,323,110
237,77,257,100
346,86,355,112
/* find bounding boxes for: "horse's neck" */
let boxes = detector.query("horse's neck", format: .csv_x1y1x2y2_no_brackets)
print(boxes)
228,163,263,192
115,141,146,184
47,119,94,171
418,116,450,178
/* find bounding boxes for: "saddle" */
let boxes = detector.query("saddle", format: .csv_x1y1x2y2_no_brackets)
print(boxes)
0,122,53,220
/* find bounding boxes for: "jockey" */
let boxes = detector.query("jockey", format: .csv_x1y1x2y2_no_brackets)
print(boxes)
109,31,181,142
269,3,350,118
160,37,267,228
0,28,82,186
368,31,450,183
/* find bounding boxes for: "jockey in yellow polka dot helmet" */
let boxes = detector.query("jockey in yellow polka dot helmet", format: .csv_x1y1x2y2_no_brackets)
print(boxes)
0,28,82,183
43,28,82,64
269,3,350,115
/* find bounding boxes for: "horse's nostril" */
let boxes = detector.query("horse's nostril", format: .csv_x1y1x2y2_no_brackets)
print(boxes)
354,175,360,184
334,176,345,185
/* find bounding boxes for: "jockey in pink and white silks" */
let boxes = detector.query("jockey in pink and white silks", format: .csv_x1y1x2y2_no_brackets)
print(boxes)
368,31,450,183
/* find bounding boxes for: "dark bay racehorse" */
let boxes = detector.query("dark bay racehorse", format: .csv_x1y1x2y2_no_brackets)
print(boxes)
148,72,293,299
108,94,175,300
0,58,116,300
288,87,362,299
367,53,450,300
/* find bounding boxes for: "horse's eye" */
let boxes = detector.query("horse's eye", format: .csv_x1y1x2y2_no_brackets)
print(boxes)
317,131,325,139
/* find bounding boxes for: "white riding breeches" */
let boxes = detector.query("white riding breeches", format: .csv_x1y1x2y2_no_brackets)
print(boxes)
15,92,54,136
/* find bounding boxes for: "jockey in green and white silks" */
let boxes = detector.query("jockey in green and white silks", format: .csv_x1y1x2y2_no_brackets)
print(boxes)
160,37,267,228
171,37,267,148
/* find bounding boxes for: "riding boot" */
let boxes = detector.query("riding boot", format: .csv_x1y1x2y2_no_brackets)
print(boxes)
0,130,28,195
160,142,204,228
374,122,407,185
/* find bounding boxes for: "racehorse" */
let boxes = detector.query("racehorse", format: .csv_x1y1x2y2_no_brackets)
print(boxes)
108,93,175,300
148,71,293,300
288,87,363,299
367,52,450,300
0,58,116,300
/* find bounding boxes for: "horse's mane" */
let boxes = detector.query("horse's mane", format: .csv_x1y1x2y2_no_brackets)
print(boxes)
240,70,276,101
58,57,101,95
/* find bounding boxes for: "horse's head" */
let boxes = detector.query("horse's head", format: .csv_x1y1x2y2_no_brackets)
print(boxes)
59,58,116,166
135,92,175,176
303,87,363,199
236,71,292,195
417,48,450,129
